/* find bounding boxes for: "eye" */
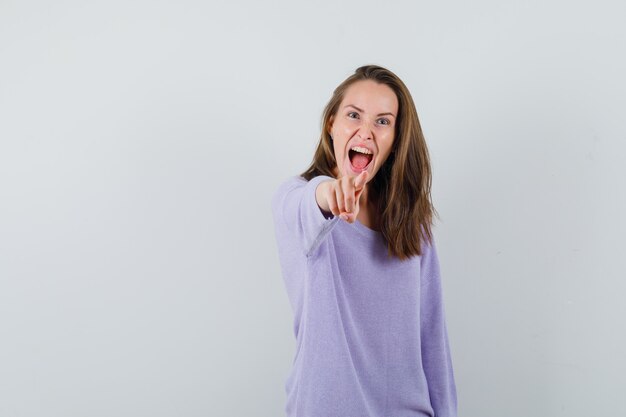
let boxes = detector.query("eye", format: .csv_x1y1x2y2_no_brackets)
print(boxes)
378,118,391,125
347,111,359,119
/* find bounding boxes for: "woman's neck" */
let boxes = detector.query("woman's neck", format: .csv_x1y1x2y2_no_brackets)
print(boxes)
358,186,383,230
359,183,369,206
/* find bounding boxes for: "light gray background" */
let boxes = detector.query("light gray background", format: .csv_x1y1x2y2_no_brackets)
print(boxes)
1,1,624,416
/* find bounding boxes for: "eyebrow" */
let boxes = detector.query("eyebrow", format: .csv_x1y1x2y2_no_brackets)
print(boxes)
343,104,396,118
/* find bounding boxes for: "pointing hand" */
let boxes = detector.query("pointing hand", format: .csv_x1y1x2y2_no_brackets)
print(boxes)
319,170,369,223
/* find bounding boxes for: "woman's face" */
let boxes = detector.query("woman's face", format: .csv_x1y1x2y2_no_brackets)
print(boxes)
328,79,398,180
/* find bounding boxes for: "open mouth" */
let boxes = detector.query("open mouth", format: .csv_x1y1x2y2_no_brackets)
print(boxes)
348,149,374,171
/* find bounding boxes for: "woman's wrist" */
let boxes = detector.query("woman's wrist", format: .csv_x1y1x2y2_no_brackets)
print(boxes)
315,180,333,217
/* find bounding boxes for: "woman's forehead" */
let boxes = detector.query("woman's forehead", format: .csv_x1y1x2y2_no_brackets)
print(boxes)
341,80,398,114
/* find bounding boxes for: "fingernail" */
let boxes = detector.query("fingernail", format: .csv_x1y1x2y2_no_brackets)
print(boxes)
340,214,348,221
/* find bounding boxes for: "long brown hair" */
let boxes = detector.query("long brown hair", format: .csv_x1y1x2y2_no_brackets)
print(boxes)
300,64,439,260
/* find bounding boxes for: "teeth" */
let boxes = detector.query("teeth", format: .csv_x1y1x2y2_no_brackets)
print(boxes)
350,146,373,155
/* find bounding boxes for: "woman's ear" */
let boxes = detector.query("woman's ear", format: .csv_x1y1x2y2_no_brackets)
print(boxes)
327,115,334,135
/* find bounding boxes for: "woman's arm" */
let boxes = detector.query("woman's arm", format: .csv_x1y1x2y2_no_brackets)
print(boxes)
420,237,458,417
271,175,339,257
315,179,335,218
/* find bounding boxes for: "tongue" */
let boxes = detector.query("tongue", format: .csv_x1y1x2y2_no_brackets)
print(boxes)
351,153,370,169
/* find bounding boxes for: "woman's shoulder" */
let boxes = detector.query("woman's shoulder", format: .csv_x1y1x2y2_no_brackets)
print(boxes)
272,175,305,199
273,174,335,200
279,174,307,188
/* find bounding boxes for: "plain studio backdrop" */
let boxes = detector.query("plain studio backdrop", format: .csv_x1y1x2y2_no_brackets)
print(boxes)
1,0,625,416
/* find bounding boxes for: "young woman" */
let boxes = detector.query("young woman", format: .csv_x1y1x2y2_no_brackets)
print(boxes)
271,65,457,417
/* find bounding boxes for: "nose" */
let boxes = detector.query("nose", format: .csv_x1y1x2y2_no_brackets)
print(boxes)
357,120,374,141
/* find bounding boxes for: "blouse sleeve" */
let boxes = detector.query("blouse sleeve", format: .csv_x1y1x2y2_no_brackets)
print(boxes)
271,175,341,257
420,236,458,417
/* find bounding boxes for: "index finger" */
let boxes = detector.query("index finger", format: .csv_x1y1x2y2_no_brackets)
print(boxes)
354,170,369,190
